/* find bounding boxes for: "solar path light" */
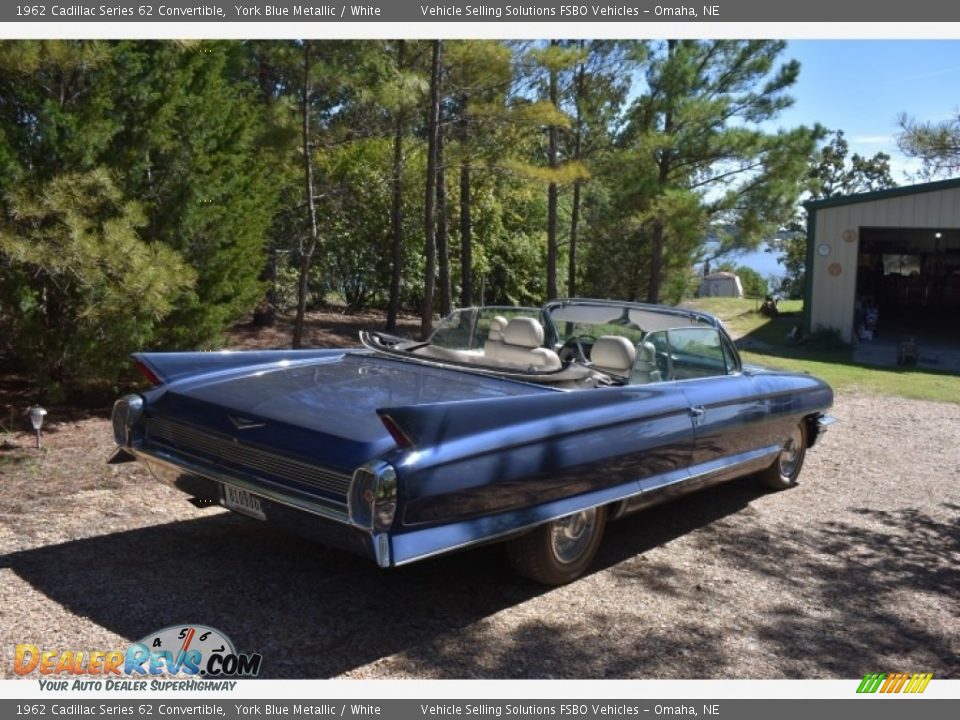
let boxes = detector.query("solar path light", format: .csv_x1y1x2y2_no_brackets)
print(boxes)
27,405,47,449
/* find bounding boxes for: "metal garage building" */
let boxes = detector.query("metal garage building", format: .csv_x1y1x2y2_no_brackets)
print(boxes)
805,178,960,345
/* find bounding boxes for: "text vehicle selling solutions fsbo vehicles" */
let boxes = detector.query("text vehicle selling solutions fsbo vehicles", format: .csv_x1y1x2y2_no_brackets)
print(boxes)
111,299,834,584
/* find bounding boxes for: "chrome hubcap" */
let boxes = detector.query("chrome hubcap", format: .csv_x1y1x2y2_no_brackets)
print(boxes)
779,426,803,477
550,508,597,564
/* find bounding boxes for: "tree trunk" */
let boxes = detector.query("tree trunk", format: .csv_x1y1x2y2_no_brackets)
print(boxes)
647,220,665,304
421,39,442,339
546,40,560,301
293,43,319,349
459,154,472,307
437,124,452,315
458,94,473,308
647,39,677,305
569,181,581,298
569,47,586,298
386,40,405,333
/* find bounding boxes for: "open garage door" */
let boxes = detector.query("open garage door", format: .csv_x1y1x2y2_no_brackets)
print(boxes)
855,227,960,344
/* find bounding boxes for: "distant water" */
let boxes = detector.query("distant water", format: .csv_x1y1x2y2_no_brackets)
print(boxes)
708,241,786,281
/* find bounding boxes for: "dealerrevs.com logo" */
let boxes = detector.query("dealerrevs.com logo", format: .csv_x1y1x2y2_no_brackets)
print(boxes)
14,625,262,690
857,673,933,694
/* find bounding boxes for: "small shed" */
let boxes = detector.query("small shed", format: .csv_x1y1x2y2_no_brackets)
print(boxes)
699,272,744,298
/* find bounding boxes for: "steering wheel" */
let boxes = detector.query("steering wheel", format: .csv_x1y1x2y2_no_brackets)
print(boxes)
559,334,597,363
655,351,670,375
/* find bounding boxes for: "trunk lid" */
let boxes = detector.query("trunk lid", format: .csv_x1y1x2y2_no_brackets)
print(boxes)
147,352,549,471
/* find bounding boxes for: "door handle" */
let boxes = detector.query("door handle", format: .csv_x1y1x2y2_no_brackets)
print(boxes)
689,406,705,418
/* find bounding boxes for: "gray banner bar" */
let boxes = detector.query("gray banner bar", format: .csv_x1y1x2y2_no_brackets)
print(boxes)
4,0,960,24
2,700,958,720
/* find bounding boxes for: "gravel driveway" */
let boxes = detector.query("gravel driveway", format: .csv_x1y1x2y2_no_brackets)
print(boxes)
1,390,958,679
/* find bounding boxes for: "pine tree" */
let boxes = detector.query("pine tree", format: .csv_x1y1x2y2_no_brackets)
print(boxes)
620,40,820,303
898,111,960,179
0,169,194,388
107,40,282,346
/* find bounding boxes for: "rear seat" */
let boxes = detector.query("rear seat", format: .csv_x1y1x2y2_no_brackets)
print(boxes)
485,317,561,371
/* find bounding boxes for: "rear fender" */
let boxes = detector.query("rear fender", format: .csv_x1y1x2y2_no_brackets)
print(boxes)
380,385,695,519
380,384,686,457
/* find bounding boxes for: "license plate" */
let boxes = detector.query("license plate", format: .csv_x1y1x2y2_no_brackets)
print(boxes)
221,485,266,520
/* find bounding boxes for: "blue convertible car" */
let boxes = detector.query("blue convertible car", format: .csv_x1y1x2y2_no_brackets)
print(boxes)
110,299,834,584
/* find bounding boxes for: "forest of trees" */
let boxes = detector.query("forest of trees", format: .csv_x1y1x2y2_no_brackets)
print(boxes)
0,39,828,391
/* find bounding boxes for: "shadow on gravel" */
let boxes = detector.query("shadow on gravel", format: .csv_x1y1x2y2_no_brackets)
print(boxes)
1,481,762,679
11,481,954,678
364,486,960,679
693,500,960,678
390,478,767,678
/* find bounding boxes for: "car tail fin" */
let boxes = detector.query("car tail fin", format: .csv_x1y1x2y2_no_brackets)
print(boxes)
130,349,346,386
134,358,163,386
379,414,414,449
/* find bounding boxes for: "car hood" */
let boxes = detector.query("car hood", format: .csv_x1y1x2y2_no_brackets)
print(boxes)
146,352,549,469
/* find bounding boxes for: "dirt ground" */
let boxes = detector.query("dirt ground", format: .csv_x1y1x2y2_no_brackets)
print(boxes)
0,309,957,679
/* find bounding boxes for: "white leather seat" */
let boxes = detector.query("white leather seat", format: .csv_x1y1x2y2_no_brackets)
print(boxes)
591,336,636,377
486,317,561,370
631,340,662,384
483,315,509,356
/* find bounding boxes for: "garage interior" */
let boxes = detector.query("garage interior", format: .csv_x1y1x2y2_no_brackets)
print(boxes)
856,227,960,341
853,226,960,370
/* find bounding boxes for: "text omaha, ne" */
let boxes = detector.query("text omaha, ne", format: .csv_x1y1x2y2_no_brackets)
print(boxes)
419,4,718,18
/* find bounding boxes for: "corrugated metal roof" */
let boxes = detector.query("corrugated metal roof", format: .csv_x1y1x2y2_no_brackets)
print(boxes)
804,177,960,211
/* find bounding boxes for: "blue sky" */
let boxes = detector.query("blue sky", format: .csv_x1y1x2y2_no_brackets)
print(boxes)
725,39,960,279
781,40,960,180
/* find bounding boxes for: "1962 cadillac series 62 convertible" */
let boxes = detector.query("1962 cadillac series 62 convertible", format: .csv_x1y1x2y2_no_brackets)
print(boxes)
110,299,834,584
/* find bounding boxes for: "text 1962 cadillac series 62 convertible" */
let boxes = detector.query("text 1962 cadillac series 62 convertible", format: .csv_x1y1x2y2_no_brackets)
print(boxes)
110,299,834,584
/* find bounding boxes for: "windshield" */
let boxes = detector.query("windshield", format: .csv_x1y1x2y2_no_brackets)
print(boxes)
545,301,716,346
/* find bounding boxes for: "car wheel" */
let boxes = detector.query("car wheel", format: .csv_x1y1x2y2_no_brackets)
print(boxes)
506,506,607,585
758,422,807,490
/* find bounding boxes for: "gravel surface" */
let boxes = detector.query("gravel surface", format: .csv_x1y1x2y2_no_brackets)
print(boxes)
1,391,958,679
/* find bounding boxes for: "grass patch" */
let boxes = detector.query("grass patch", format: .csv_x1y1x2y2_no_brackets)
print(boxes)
740,351,960,403
680,297,960,404
682,297,802,335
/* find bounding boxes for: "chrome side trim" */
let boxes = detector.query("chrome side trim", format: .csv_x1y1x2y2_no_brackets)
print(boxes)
640,445,781,495
391,490,640,567
133,448,350,525
391,445,782,566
